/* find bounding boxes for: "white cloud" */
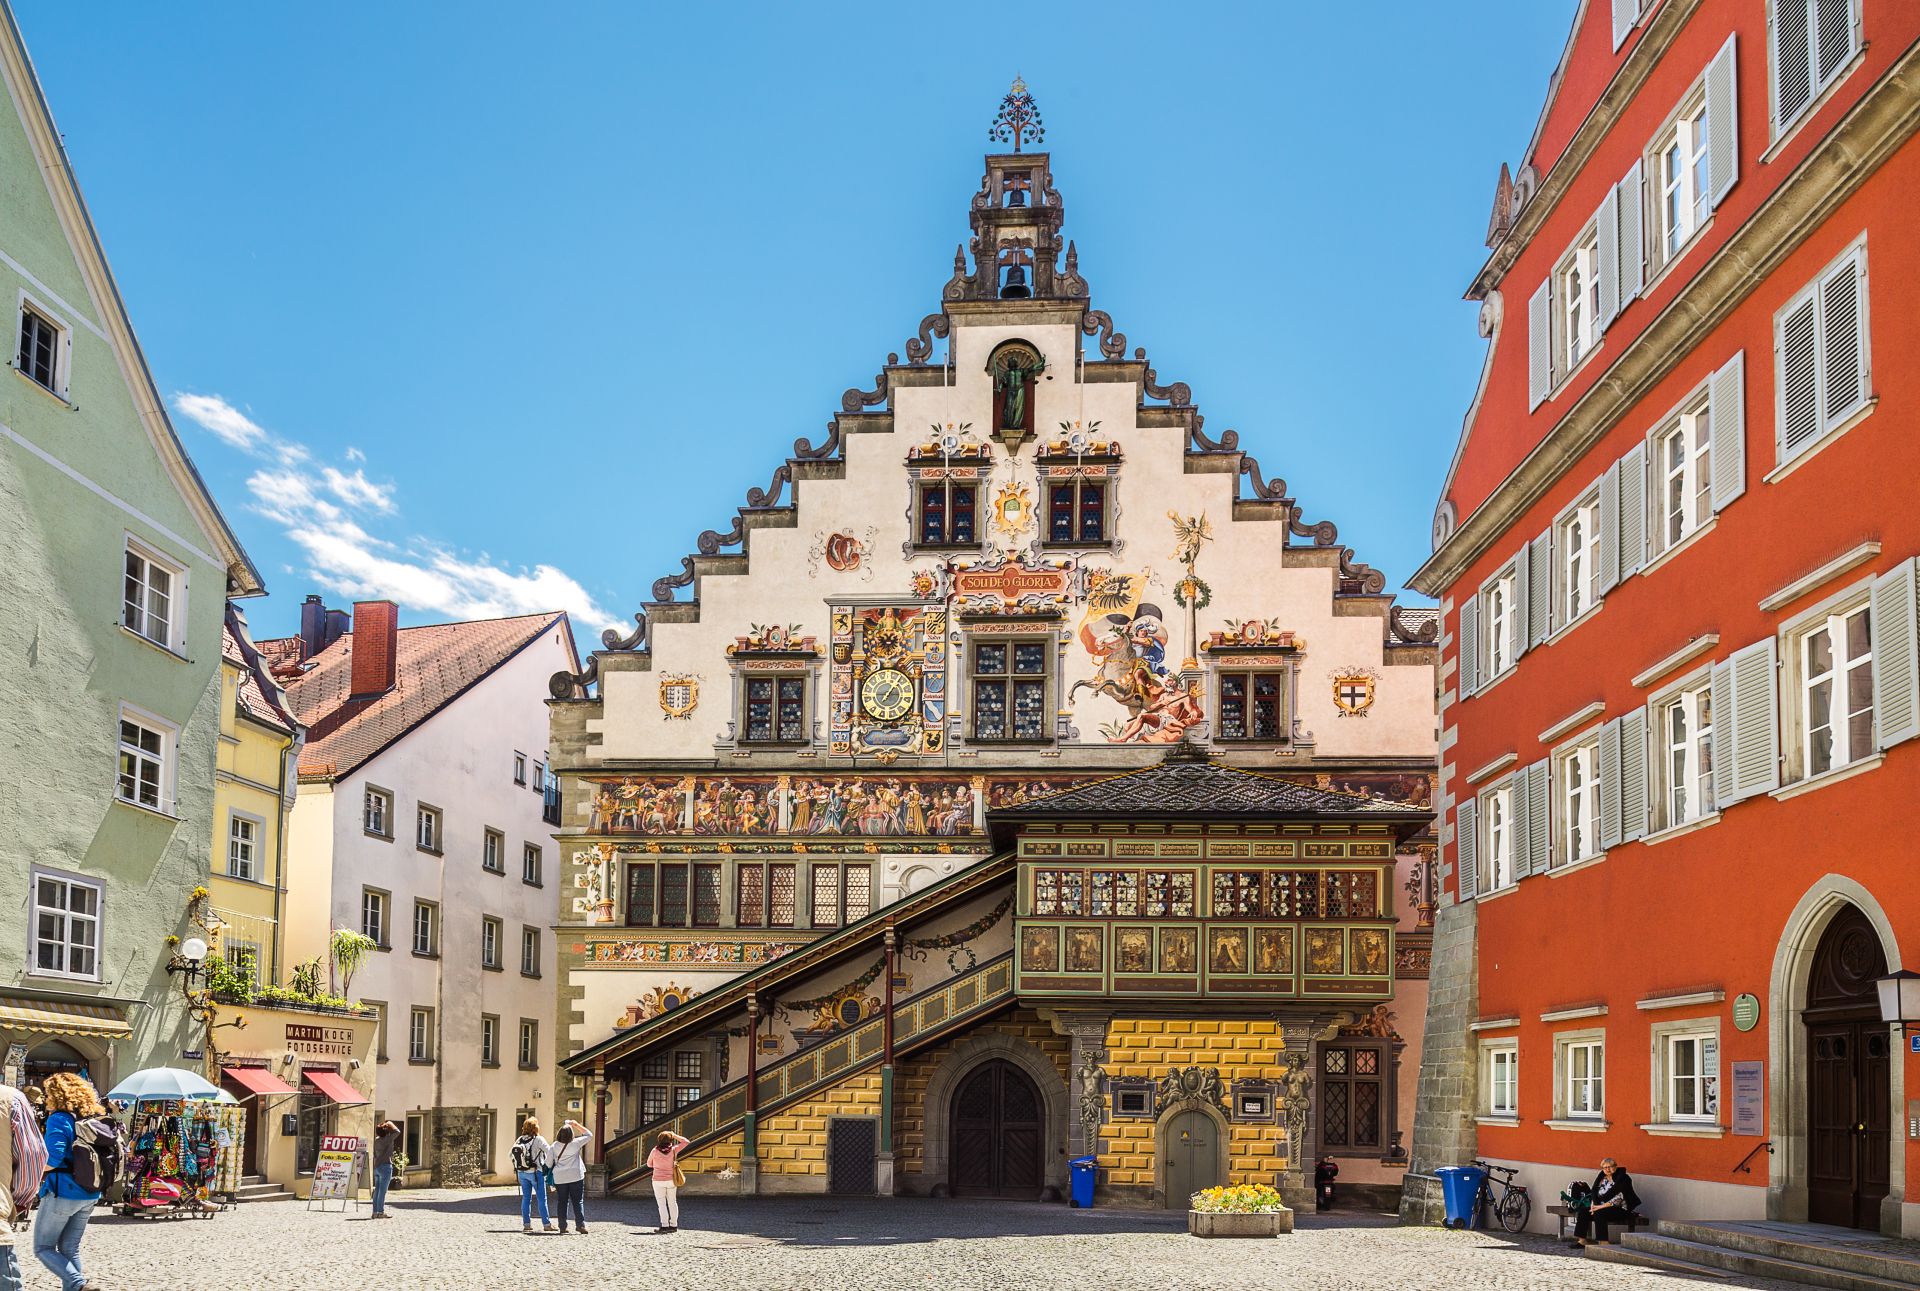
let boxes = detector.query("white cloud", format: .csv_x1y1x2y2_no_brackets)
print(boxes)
344,446,365,463
321,466,396,514
173,393,267,451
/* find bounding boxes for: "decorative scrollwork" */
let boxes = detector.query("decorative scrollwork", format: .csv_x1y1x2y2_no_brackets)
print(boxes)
745,463,792,510
548,655,598,700
904,312,951,366
1189,414,1240,454
1080,310,1127,360
1239,456,1288,500
1139,354,1191,408
1290,508,1339,548
1390,606,1439,644
944,243,972,301
651,557,696,603
602,612,649,653
840,368,890,414
1340,551,1388,595
696,517,745,555
794,420,842,461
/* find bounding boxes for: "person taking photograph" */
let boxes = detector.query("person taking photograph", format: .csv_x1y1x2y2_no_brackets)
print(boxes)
645,1130,690,1234
370,1120,401,1219
547,1119,593,1234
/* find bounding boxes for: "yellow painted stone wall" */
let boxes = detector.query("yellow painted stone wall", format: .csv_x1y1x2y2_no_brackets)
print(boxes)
756,1071,884,1176
1099,1019,1290,1191
894,1007,1069,1180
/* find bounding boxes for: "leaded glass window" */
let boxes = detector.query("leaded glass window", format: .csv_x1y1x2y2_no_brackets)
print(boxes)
745,676,808,744
1211,871,1261,917
974,640,1049,742
693,863,722,927
1143,871,1194,918
1217,672,1284,741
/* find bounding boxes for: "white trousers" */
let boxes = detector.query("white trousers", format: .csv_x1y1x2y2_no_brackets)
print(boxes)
652,1178,679,1227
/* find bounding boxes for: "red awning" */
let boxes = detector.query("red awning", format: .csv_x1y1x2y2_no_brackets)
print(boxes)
300,1070,368,1106
222,1066,297,1098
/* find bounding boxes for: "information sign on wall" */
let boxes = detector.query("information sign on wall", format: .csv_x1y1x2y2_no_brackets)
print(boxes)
1731,1061,1764,1137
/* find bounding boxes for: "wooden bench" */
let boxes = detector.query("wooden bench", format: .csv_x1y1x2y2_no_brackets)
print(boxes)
1546,1204,1650,1241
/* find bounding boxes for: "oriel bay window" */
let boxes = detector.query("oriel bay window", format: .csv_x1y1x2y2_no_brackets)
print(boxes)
810,862,872,928
735,862,797,928
918,478,977,545
744,675,807,744
972,639,1049,741
1217,671,1283,741
1030,867,1377,920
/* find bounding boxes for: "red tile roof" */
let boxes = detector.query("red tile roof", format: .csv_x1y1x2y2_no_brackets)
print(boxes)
222,607,300,735
261,612,566,781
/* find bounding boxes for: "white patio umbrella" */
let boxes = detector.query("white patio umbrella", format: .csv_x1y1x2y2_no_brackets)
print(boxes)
106,1067,226,1103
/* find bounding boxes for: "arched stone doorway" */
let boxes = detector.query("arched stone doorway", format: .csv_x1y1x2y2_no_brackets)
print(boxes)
948,1060,1043,1197
1153,1098,1227,1210
1767,878,1906,1233
921,1032,1069,1200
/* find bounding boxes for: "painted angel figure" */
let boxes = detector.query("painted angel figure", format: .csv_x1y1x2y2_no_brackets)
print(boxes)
1168,510,1214,574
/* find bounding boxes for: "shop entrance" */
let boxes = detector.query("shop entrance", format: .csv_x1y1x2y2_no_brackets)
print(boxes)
948,1059,1042,1197
24,1039,92,1087
1803,905,1891,1230
1161,1109,1223,1210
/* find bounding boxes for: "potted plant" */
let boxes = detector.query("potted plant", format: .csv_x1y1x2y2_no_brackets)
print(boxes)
389,1152,409,1190
1188,1183,1294,1237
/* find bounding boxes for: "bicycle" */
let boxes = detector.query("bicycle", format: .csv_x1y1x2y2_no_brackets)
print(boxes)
1472,1160,1533,1233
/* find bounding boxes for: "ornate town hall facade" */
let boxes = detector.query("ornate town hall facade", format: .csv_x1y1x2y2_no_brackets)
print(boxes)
547,109,1437,1205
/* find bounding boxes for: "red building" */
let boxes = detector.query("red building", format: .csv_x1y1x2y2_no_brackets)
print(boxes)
1406,0,1920,1246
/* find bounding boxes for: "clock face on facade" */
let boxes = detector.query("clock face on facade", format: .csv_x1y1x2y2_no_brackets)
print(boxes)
860,668,915,722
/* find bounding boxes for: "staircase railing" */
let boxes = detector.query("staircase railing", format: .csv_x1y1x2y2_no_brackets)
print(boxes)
1731,1139,1774,1175
604,951,1015,1191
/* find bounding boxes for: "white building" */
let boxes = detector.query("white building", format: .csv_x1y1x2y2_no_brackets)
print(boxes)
268,598,577,1184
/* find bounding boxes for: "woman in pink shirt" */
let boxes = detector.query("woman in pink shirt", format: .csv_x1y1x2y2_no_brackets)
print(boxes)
645,1130,690,1233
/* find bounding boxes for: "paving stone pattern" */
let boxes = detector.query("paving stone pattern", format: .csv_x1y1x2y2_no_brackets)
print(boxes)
39,1191,1822,1290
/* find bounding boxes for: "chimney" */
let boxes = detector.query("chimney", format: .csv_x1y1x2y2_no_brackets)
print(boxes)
298,594,351,661
348,601,399,698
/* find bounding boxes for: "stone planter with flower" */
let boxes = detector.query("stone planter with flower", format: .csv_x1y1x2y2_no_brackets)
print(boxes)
1188,1183,1294,1237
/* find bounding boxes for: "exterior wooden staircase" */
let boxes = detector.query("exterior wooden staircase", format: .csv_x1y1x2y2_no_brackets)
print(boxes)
603,951,1015,1194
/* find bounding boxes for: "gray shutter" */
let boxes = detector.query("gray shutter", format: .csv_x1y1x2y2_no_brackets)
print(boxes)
1619,706,1650,843
1706,34,1740,207
1615,442,1649,579
1458,596,1480,699
1779,293,1821,456
1529,280,1553,411
1528,531,1553,647
1617,160,1646,304
1596,190,1620,330
1598,459,1622,593
1815,0,1857,84
1599,718,1623,851
1716,639,1781,804
1509,769,1531,881
1455,797,1479,901
1709,351,1747,512
1872,557,1920,749
1772,0,1813,130
1526,762,1551,875
1820,252,1866,425
1512,543,1532,662
1613,0,1640,49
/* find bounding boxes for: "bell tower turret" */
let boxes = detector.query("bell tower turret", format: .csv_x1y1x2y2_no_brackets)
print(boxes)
943,79,1089,304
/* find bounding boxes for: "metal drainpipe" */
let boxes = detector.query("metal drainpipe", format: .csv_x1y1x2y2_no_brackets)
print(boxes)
271,731,302,983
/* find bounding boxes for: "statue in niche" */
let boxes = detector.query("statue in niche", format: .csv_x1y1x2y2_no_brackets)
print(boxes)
990,347,1047,437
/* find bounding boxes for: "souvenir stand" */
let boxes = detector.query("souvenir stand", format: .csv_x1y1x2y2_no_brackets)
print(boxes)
116,1097,239,1218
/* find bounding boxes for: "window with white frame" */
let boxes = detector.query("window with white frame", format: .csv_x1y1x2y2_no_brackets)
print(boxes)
416,805,441,853
1657,680,1715,828
1558,228,1602,372
122,542,181,649
227,813,258,881
1652,92,1709,264
364,788,392,838
411,901,437,956
16,301,65,393
1484,1042,1519,1117
518,1019,539,1070
532,760,545,793
1558,494,1600,624
480,1014,500,1066
521,926,541,977
1564,1037,1605,1120
1655,395,1713,552
1796,601,1873,778
223,940,260,987
1776,241,1869,464
1481,784,1515,892
409,1007,433,1062
1651,1021,1721,1124
404,1112,428,1164
1770,0,1861,134
1559,739,1601,864
361,888,389,947
513,752,527,785
32,871,101,980
482,828,504,874
1485,571,1518,680
116,709,173,814
481,916,502,969
522,844,542,887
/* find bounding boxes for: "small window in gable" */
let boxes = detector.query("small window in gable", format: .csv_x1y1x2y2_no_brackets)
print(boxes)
15,301,67,395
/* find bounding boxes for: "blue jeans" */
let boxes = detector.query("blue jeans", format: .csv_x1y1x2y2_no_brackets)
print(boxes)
372,1164,393,1214
0,1244,23,1291
34,1192,95,1290
517,1170,549,1226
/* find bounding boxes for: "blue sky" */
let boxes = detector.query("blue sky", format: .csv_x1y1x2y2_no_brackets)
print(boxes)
15,2,1574,638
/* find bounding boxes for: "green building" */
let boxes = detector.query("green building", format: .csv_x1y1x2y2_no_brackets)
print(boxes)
0,3,262,1089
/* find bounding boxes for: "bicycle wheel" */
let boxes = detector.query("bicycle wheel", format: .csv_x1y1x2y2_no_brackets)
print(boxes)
1496,1186,1532,1234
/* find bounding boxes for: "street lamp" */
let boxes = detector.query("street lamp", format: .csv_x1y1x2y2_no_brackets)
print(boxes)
1875,969,1920,1039
167,936,210,986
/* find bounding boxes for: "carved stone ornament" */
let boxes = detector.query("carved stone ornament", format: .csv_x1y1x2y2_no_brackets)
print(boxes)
1155,1065,1228,1115
658,674,700,721
1077,1050,1106,1142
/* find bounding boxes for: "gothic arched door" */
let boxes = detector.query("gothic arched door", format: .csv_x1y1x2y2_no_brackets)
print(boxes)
948,1059,1043,1197
1804,905,1891,1230
1162,1109,1223,1210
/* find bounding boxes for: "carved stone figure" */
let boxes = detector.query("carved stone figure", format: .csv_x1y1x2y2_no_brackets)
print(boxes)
994,354,1046,430
1156,1065,1227,1114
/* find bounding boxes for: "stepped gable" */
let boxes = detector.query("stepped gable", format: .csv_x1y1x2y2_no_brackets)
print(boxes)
991,745,1425,823
261,611,563,781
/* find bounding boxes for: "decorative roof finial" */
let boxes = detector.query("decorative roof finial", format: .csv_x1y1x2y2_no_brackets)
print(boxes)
989,76,1045,153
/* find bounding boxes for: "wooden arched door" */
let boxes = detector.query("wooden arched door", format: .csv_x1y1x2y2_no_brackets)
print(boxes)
1805,905,1891,1230
948,1059,1043,1197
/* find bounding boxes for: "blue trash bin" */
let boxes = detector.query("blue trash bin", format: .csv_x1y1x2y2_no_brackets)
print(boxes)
1434,1165,1486,1229
1069,1155,1097,1208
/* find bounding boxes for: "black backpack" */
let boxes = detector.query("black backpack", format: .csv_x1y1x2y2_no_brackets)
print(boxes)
510,1135,544,1173
63,1117,125,1193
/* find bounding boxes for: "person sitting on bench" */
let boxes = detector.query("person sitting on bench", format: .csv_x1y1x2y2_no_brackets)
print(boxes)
1574,1158,1640,1246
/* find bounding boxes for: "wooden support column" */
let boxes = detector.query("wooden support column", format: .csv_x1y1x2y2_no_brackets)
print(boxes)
741,996,761,1196
593,1065,608,1159
877,924,898,1196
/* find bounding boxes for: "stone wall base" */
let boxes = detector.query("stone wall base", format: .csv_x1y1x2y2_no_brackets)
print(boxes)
430,1106,492,1188
1400,898,1479,1227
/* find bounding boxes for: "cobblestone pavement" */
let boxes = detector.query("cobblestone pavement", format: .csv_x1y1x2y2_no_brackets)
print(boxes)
28,1190,1820,1291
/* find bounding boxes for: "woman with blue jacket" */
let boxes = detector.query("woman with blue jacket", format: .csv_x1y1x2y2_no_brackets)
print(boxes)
34,1072,105,1291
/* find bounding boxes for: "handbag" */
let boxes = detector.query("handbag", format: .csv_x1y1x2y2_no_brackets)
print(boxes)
672,1162,686,1188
